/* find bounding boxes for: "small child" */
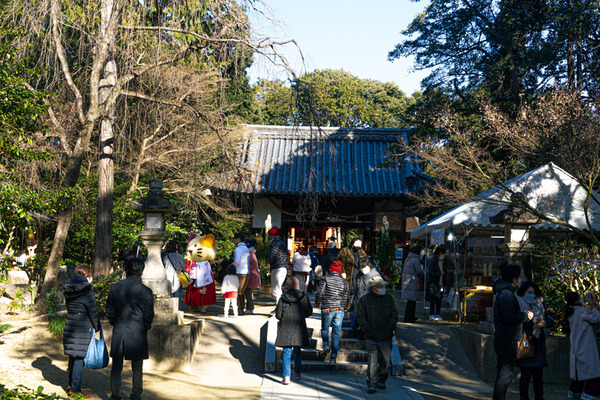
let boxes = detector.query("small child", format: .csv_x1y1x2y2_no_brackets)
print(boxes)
221,264,239,318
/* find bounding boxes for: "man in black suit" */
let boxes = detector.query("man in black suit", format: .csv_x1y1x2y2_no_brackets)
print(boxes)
106,258,154,400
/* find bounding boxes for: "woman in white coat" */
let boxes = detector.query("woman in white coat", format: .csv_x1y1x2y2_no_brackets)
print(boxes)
565,291,600,400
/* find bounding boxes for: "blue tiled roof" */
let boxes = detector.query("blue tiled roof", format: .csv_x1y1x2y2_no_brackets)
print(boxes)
227,125,427,197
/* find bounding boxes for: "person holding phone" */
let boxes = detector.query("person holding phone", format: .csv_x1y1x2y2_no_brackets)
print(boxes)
565,291,600,399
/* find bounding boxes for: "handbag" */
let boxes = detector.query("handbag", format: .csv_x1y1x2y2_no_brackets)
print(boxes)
425,283,442,303
178,271,193,288
84,328,109,369
517,332,535,360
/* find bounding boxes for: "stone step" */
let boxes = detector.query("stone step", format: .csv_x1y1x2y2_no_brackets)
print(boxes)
479,321,495,334
275,348,369,363
308,337,366,351
307,326,359,339
274,359,368,373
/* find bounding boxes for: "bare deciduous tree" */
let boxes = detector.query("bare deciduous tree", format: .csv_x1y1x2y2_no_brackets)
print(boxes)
2,0,299,312
402,89,600,245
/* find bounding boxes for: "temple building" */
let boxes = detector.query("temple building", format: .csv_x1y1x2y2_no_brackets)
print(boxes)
210,124,429,255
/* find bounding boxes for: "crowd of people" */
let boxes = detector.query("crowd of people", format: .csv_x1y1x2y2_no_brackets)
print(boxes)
60,227,600,399
491,264,600,400
267,228,398,393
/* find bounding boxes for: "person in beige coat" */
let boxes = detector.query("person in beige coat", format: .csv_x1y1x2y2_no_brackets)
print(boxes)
565,291,600,399
401,245,424,323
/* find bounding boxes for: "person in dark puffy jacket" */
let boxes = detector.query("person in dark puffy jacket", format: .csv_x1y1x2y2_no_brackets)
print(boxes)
62,264,101,398
268,226,289,307
355,276,398,394
492,264,534,400
315,261,349,366
275,276,312,384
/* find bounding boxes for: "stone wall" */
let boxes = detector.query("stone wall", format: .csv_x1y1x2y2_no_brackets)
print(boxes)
453,327,591,385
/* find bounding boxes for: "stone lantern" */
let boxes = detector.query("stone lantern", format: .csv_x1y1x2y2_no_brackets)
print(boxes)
131,179,179,324
489,203,541,272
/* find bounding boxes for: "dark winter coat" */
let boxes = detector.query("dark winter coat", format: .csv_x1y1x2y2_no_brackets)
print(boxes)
62,273,101,358
315,272,349,310
351,269,381,308
426,255,445,286
320,249,339,275
493,279,527,341
355,291,399,342
275,289,312,348
517,307,554,368
105,276,154,360
268,238,288,270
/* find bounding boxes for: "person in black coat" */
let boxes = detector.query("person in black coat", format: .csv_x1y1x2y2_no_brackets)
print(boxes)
426,246,446,320
516,281,554,400
105,258,154,400
275,276,312,384
492,264,534,400
320,238,340,275
62,264,100,398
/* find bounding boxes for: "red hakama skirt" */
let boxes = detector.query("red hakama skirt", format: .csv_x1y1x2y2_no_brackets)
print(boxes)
184,273,217,307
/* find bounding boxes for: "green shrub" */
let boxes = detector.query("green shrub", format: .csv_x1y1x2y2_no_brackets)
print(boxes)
0,324,11,334
92,270,124,318
532,240,600,335
48,318,66,338
0,384,72,399
46,288,60,319
8,289,33,313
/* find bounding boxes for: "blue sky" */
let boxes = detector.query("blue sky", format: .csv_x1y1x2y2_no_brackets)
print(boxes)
248,0,431,95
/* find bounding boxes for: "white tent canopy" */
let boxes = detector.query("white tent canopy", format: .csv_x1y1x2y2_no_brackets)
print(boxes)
410,162,600,240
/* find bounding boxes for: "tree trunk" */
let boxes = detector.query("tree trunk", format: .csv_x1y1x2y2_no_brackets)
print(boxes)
93,0,117,276
35,207,72,313
567,39,575,91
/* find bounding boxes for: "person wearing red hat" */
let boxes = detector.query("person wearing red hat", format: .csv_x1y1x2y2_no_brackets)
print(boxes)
267,226,289,308
314,260,349,366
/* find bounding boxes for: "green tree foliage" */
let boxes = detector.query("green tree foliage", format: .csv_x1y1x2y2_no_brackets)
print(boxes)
0,27,55,254
252,79,294,125
254,70,413,128
389,0,600,107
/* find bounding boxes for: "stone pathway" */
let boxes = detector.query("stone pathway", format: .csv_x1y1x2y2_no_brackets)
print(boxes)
261,373,424,400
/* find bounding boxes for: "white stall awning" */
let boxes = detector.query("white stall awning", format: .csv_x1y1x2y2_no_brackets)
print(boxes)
410,162,600,239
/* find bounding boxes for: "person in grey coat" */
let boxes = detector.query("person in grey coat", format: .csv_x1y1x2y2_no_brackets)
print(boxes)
106,258,154,400
275,276,312,384
565,291,600,399
63,264,101,398
401,245,424,323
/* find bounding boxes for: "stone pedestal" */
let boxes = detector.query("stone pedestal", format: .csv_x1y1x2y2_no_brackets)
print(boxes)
140,231,170,281
499,242,534,266
102,320,204,373
140,230,182,325
499,242,534,280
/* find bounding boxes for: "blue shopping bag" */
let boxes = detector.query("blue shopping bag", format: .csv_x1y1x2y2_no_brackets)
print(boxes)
84,328,109,369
